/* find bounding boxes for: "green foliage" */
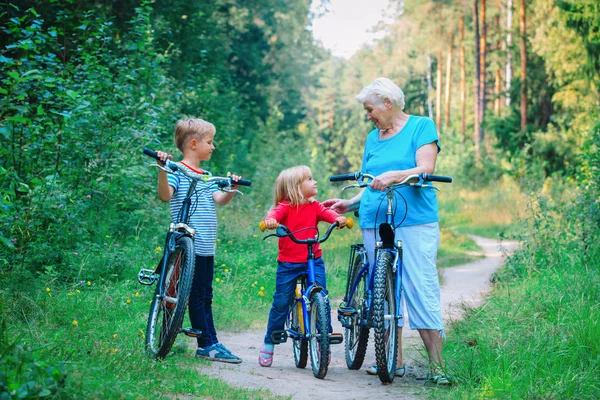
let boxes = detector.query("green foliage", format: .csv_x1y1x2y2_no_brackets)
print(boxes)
0,317,66,399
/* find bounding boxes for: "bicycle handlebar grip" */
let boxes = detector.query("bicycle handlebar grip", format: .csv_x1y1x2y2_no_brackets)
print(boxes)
234,179,252,187
329,172,360,182
143,147,160,160
422,173,452,183
346,217,354,229
259,221,267,232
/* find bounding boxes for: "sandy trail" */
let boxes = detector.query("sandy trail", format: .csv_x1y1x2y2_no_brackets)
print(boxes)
192,236,518,399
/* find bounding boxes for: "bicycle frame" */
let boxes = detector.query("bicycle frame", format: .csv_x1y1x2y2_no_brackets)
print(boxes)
342,189,403,328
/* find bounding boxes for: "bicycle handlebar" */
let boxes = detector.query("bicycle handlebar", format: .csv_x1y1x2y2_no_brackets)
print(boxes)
259,218,354,245
143,147,251,187
329,171,452,188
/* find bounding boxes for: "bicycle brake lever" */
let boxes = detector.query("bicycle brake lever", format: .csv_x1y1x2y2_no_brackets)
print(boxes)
418,184,440,191
342,183,364,191
222,188,243,195
150,163,178,173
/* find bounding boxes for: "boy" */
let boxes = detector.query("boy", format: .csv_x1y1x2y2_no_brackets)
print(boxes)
156,118,242,363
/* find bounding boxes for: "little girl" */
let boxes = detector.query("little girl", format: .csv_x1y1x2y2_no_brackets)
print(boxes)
258,165,346,367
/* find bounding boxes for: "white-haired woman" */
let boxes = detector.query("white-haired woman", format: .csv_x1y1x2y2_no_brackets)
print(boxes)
324,77,449,385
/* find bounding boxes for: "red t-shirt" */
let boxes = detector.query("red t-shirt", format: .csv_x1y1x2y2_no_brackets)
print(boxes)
266,201,340,263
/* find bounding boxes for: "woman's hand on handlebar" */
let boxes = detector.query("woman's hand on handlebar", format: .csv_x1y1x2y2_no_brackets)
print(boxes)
155,150,173,166
369,171,406,191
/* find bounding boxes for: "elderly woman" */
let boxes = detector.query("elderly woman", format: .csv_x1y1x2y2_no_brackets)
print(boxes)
324,77,449,385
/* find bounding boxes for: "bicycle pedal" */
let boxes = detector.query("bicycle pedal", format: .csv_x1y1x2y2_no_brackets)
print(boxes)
328,333,344,345
338,306,357,317
270,330,288,344
180,328,202,337
138,269,159,285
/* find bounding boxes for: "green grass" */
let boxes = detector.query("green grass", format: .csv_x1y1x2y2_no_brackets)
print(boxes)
0,274,286,399
438,176,526,239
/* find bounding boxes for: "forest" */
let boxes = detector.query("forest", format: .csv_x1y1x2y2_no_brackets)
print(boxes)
1,0,598,398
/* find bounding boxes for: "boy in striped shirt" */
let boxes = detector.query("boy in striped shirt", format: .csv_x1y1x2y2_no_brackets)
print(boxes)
155,118,243,363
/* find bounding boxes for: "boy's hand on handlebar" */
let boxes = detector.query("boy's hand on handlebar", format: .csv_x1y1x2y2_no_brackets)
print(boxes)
264,218,278,230
227,172,242,190
335,216,347,229
156,150,173,166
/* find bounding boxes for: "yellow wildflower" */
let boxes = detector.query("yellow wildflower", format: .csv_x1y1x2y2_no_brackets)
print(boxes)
224,269,229,273
258,291,265,296
87,281,91,286
72,320,78,326
113,334,118,339
215,277,221,282
126,299,131,304
260,286,265,291
135,292,140,297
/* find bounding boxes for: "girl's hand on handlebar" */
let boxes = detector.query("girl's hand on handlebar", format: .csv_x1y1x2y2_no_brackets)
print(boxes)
156,150,173,166
264,218,278,230
335,216,347,229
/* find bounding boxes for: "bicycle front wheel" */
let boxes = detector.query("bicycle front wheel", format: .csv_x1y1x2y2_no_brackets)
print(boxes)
372,250,398,384
344,254,370,370
145,235,195,359
309,292,330,379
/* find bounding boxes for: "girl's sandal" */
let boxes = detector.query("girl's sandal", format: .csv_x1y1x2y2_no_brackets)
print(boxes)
258,350,274,367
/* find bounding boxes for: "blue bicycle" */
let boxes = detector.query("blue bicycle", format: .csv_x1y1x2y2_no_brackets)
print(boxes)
259,219,353,379
329,172,451,383
138,148,251,359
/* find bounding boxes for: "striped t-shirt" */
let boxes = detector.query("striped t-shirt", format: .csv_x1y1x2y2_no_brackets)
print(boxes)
168,170,219,256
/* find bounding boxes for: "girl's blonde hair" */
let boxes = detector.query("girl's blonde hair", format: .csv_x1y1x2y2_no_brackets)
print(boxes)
273,165,313,206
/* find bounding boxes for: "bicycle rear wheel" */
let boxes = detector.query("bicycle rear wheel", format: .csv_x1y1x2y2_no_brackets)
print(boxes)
373,250,398,384
309,292,330,379
344,254,370,370
145,235,195,359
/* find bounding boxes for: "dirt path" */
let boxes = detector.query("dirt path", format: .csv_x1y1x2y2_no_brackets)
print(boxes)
193,236,518,399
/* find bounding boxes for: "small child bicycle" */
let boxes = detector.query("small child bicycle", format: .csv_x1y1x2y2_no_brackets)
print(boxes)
138,147,251,359
259,218,354,379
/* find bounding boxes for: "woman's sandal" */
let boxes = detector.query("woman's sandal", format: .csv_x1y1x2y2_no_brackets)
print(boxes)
258,350,274,367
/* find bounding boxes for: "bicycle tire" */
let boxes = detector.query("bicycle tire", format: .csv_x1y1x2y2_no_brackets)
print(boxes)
145,235,195,359
344,254,370,370
309,292,330,379
373,250,398,384
289,299,308,368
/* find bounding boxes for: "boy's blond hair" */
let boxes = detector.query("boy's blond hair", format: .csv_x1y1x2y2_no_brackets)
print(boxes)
174,118,216,152
273,165,313,206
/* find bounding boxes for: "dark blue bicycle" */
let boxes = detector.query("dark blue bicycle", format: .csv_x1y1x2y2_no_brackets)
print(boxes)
330,172,451,383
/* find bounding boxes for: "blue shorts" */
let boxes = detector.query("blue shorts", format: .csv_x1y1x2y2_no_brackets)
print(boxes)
362,223,444,335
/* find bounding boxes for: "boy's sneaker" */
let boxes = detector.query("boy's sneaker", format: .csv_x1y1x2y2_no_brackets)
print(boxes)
196,343,242,364
366,364,406,377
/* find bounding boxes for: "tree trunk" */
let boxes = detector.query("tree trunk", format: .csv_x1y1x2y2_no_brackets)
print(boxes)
436,49,443,133
426,54,434,119
473,0,481,161
494,70,501,115
459,15,466,143
479,0,486,148
519,0,527,132
444,33,454,129
505,0,513,107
